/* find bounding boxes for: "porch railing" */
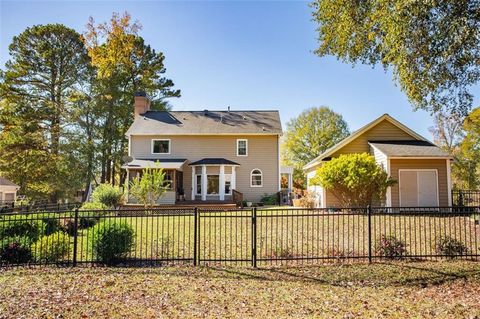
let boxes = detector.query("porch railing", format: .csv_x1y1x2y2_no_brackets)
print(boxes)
232,189,243,207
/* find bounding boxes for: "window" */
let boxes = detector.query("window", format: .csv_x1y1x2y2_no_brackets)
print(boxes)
225,174,232,195
237,139,248,156
207,175,219,194
196,175,202,195
151,139,170,154
164,170,173,189
251,169,263,187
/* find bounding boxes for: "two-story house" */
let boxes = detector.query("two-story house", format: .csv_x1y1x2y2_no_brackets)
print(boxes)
122,93,285,205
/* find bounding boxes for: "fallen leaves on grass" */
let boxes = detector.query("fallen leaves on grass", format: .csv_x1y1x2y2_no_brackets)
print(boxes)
0,261,479,318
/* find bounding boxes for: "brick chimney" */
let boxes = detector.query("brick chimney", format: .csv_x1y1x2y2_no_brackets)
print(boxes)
134,92,151,118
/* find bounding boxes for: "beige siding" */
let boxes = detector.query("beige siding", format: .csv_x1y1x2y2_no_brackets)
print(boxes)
325,189,342,208
0,185,18,202
332,119,417,157
390,159,449,207
128,190,176,205
370,145,388,171
130,135,280,202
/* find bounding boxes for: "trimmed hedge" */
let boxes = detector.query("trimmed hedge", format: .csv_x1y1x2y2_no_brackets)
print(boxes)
91,184,123,208
0,219,45,242
32,232,71,263
91,221,134,265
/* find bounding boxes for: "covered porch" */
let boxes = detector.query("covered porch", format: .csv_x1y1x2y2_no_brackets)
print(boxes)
122,158,187,205
189,158,240,202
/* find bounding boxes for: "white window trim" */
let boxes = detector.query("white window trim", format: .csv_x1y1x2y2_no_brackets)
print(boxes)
237,139,248,157
151,139,171,155
195,174,202,195
398,169,439,207
250,168,263,188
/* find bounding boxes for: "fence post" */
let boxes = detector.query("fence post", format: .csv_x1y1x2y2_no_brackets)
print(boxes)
72,208,79,267
252,207,257,268
193,207,198,266
367,205,372,263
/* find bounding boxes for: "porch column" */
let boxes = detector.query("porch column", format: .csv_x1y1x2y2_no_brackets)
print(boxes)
125,169,130,202
219,165,225,201
191,166,195,200
231,166,236,190
288,173,293,190
201,165,207,201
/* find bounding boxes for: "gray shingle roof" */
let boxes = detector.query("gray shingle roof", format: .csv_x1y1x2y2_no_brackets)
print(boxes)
121,159,187,169
126,110,282,135
0,177,19,187
189,158,240,166
369,140,451,157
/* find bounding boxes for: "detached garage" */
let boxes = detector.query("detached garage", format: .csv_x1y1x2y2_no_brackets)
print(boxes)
304,114,452,208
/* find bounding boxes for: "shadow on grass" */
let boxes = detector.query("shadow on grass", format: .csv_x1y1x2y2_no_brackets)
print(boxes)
2,260,479,289
204,261,480,288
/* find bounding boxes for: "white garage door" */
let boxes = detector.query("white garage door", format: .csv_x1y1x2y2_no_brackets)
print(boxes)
399,170,439,207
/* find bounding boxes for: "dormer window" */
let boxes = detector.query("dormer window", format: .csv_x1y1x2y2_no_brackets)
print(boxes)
151,139,170,154
237,139,248,156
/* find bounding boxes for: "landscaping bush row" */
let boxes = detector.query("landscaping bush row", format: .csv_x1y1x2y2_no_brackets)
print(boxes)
0,216,135,265
375,235,468,259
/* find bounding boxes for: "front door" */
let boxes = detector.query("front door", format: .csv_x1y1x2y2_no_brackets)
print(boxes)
399,170,439,207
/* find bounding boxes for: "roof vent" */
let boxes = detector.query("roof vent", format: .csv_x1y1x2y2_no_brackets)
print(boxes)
227,106,230,112
243,116,247,120
262,126,266,131
203,109,209,116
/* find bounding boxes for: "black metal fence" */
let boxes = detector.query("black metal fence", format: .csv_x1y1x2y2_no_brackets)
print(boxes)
0,201,80,214
0,206,479,267
452,190,480,207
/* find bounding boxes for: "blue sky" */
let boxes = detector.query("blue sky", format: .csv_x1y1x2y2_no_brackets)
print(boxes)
1,0,477,138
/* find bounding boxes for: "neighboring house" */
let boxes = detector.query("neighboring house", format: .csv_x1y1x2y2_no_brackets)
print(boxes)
0,177,19,204
304,114,453,208
122,92,289,205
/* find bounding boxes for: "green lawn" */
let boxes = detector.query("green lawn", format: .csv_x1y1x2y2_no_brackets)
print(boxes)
1,261,479,318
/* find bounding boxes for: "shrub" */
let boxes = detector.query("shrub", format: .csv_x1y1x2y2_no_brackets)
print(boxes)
32,232,71,263
91,221,134,265
91,184,123,208
310,153,397,207
261,194,278,206
40,213,63,235
375,235,407,259
79,202,107,211
128,166,170,207
435,236,467,258
79,215,98,229
0,236,33,264
62,219,76,236
0,218,45,242
79,202,107,229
